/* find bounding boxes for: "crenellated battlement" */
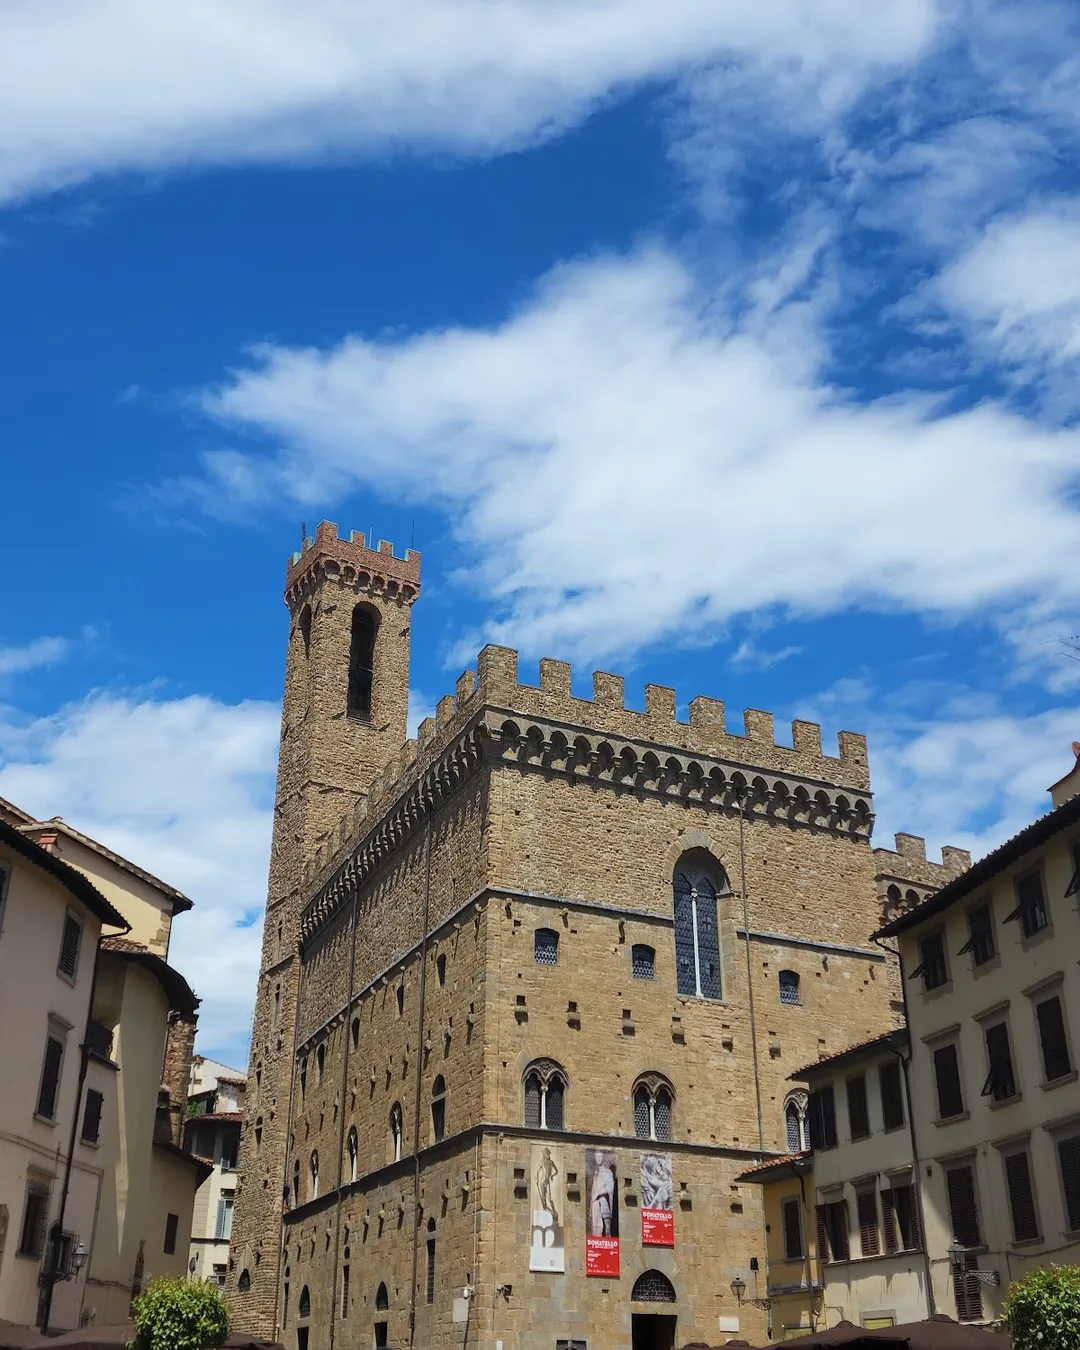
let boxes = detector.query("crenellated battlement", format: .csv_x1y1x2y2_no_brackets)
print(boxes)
875,831,971,925
285,519,421,607
301,642,875,921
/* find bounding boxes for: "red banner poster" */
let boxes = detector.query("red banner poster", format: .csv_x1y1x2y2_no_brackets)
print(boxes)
586,1236,620,1277
641,1207,675,1246
641,1153,675,1246
586,1148,620,1277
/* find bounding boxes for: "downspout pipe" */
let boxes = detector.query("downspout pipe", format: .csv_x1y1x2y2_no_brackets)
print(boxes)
872,933,936,1317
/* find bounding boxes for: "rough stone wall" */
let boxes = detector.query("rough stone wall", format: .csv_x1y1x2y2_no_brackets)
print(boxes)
228,527,419,1334
161,1011,199,1146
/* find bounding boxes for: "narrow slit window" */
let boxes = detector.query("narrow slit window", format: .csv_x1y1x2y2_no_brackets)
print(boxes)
347,607,377,722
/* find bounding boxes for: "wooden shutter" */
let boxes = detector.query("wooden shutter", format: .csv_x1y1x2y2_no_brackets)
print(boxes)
829,1201,849,1261
933,1043,964,1119
807,1090,824,1150
896,1183,921,1249
1036,996,1072,1082
815,1203,829,1260
782,1198,803,1260
58,913,82,979
856,1189,880,1256
37,1035,64,1120
982,1022,1016,1101
820,1084,838,1148
952,1255,983,1323
881,1188,898,1254
81,1088,104,1143
945,1164,981,1247
1003,1151,1039,1242
879,1060,904,1129
846,1075,870,1140
1056,1135,1080,1231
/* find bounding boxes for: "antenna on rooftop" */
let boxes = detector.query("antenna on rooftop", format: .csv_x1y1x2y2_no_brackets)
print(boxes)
1062,637,1080,663
300,521,307,549
410,520,415,549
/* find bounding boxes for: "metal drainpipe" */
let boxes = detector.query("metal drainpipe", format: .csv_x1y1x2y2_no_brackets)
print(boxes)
408,813,434,1348
328,878,361,1350
873,933,936,1317
276,917,309,1340
738,796,766,1156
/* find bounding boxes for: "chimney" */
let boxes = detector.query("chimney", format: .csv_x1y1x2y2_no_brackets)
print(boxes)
1050,742,1080,809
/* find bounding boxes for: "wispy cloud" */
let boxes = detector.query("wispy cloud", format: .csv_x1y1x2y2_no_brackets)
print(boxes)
0,636,69,676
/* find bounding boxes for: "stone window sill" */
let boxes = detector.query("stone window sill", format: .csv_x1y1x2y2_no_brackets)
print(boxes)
934,1112,971,1127
1040,1071,1079,1092
989,1094,1023,1110
1009,1236,1045,1249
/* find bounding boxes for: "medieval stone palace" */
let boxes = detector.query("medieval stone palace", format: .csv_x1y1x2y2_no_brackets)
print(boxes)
227,522,965,1350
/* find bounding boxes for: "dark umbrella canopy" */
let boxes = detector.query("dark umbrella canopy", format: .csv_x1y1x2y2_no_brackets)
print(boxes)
0,1321,49,1350
685,1315,1009,1350
40,1326,284,1350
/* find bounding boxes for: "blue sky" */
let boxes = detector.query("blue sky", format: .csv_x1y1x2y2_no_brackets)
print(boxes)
3,0,1080,1067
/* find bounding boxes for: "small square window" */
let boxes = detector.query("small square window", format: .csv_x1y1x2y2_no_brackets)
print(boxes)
631,944,655,979
779,970,801,1005
534,928,559,965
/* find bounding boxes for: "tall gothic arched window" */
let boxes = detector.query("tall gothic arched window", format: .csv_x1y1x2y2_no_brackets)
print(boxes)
347,606,377,721
309,1150,319,1199
673,852,725,1000
389,1102,403,1162
784,1092,808,1153
346,1127,358,1183
431,1076,447,1143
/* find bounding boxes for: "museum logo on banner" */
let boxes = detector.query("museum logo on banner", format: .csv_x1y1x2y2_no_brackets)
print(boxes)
585,1148,619,1277
640,1152,674,1246
529,1143,566,1273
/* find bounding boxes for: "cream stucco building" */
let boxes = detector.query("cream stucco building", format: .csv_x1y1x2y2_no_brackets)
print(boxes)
186,1058,247,1288
0,814,128,1332
875,749,1080,1323
0,798,207,1331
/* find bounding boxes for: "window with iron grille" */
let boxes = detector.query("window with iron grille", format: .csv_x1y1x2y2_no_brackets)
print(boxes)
933,1043,965,1120
631,944,655,979
523,1060,567,1131
856,1189,880,1257
785,1099,806,1153
1002,1149,1040,1242
633,1076,673,1142
17,1180,49,1258
534,928,559,965
807,1085,837,1149
673,865,724,1000
981,1022,1017,1102
630,1271,676,1302
879,1060,905,1130
779,970,801,1005
782,1197,803,1260
341,1265,350,1318
36,1029,66,1121
958,903,996,966
911,931,948,990
1005,870,1049,938
57,912,82,981
164,1212,179,1254
882,1183,920,1252
846,1075,870,1140
426,1238,436,1304
1056,1133,1080,1232
1035,994,1073,1082
81,1087,104,1143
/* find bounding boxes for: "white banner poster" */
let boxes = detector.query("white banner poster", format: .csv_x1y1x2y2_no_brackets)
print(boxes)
529,1143,566,1272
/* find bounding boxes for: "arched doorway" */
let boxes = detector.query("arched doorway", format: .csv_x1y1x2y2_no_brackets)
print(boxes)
630,1270,677,1350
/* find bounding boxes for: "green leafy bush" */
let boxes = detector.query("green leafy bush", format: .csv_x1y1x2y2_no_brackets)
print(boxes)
130,1277,230,1350
1006,1265,1080,1350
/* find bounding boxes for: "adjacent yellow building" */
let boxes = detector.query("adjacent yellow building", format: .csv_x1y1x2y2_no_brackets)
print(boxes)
734,1153,821,1340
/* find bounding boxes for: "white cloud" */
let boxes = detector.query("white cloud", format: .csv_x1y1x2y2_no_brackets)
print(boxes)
934,202,1080,394
0,691,279,1064
0,0,938,204
805,681,1080,863
190,246,1080,666
0,636,68,676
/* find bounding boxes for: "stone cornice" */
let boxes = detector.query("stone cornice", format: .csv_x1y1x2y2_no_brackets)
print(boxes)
299,705,875,946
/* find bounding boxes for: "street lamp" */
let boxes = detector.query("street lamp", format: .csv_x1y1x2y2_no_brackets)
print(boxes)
730,1276,747,1305
71,1240,88,1278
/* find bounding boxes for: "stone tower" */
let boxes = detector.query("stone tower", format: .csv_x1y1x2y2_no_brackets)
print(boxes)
228,523,420,1333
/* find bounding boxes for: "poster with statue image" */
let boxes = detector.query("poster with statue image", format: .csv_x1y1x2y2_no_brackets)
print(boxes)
640,1152,674,1246
529,1143,566,1272
585,1148,620,1276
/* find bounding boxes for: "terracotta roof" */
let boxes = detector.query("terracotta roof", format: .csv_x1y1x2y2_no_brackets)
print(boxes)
19,817,193,912
735,1151,810,1181
874,788,1080,939
215,1074,247,1086
98,937,198,1016
0,794,36,827
789,1028,909,1081
0,817,129,931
